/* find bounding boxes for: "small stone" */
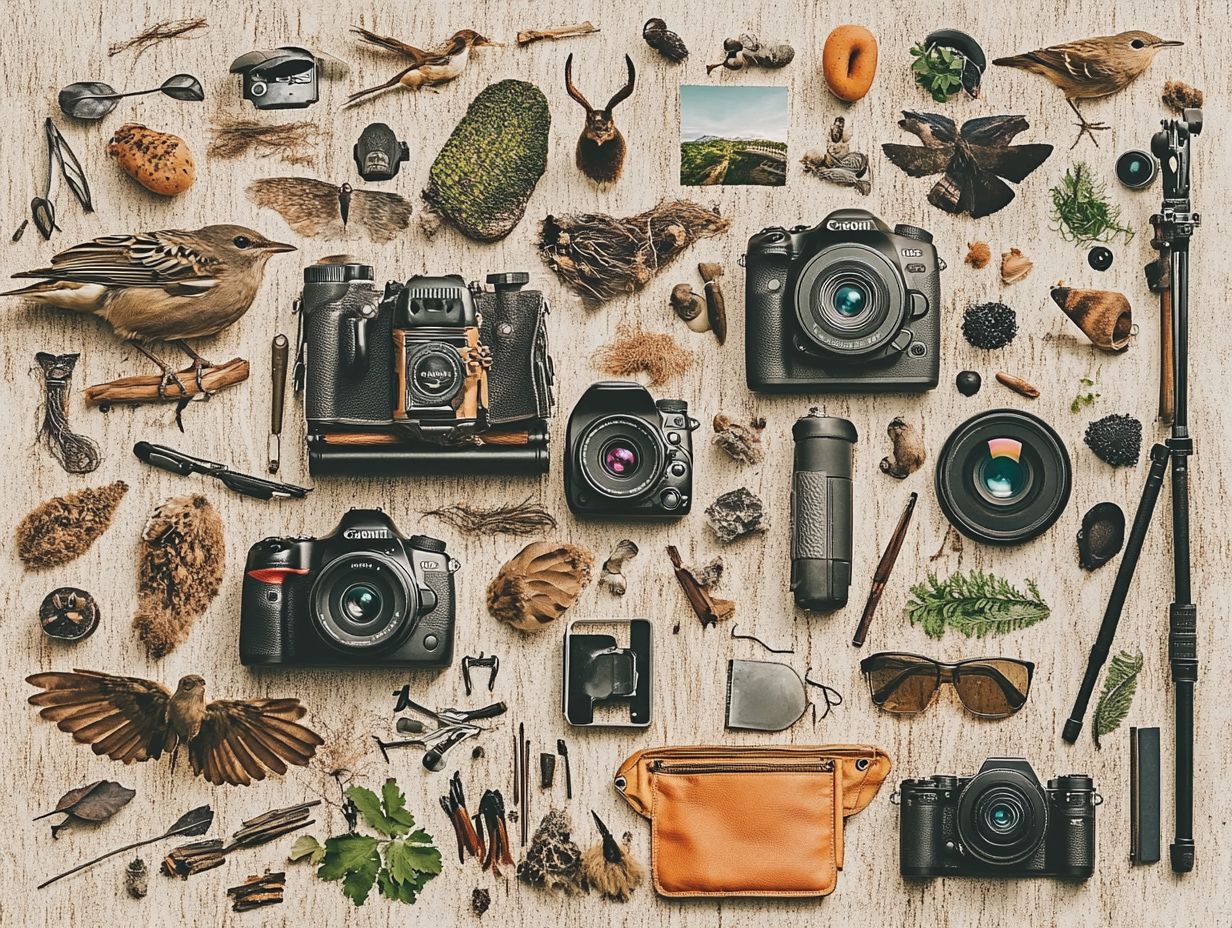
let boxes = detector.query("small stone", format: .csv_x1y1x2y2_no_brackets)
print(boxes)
471,887,491,916
705,488,767,543
956,370,982,396
1077,502,1126,570
1088,246,1114,272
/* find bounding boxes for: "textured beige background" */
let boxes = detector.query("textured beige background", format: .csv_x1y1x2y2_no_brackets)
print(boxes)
2,1,1229,925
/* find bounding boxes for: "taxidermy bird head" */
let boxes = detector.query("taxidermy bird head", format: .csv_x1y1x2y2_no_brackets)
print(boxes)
565,54,636,183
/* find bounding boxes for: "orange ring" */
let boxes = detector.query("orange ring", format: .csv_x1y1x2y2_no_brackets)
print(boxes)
823,25,879,102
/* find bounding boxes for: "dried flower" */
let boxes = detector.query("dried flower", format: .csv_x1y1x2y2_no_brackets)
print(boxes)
964,241,991,269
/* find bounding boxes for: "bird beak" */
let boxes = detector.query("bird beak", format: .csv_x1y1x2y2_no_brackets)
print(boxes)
263,240,297,254
474,37,504,48
1155,39,1184,48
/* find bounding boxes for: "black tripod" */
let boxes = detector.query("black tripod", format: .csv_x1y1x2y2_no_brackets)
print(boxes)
1061,108,1201,874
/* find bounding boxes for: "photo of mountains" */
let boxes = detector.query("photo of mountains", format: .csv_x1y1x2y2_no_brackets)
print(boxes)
679,85,788,187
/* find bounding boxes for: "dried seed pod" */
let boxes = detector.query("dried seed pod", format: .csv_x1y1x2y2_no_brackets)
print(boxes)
1000,247,1033,283
16,481,128,570
487,542,594,632
879,417,926,479
1051,286,1132,352
108,123,195,195
965,241,991,269
1077,501,1125,570
1162,79,1203,113
39,587,100,641
125,858,148,899
995,371,1040,398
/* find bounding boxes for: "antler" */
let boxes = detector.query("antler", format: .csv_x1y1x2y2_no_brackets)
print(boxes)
605,54,637,112
563,53,593,110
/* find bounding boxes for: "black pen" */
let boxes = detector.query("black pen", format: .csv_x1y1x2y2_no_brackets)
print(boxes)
133,442,310,501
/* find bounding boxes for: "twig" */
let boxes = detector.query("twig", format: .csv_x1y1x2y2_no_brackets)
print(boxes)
517,22,599,45
109,17,207,57
84,358,249,407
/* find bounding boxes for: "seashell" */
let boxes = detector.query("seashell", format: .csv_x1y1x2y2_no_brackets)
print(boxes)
1077,501,1126,570
670,283,709,332
1051,286,1132,352
1000,247,1033,284
107,123,195,196
965,241,991,269
487,541,594,632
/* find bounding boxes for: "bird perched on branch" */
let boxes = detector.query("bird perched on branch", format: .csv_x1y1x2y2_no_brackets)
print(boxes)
3,224,294,395
346,27,498,104
993,31,1182,148
27,670,323,787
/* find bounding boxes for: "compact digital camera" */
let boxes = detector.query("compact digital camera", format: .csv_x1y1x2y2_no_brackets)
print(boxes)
295,262,554,474
898,757,1099,881
564,382,698,518
744,208,944,392
239,509,459,668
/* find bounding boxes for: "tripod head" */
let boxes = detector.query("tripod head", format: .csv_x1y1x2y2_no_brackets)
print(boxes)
1152,108,1202,208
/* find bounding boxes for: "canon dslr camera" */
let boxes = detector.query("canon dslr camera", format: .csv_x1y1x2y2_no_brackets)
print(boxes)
898,757,1099,881
745,208,943,392
240,509,458,668
296,262,554,475
565,382,699,518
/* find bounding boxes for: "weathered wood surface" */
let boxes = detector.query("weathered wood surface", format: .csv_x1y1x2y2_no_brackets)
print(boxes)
1,1,1229,925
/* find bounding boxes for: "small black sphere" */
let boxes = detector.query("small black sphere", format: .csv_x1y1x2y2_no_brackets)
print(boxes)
1088,246,1114,271
956,370,982,396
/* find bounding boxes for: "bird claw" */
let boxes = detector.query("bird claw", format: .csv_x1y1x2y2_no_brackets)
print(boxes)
1070,120,1109,149
157,367,190,401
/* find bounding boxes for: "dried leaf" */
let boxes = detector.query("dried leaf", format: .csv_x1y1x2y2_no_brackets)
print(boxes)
159,73,205,101
35,780,135,838
167,805,215,839
58,81,119,120
47,121,94,212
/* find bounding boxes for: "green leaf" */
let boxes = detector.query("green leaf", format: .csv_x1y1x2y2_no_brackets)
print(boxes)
346,784,406,837
318,834,380,882
1093,649,1143,748
289,835,326,865
906,569,1051,639
387,836,443,883
380,778,414,835
342,851,380,906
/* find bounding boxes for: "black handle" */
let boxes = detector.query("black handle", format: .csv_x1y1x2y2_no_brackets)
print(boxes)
461,701,507,722
422,729,473,772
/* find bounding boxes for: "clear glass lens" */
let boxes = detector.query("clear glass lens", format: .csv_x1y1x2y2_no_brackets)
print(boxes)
602,441,639,478
341,584,382,624
979,438,1026,500
833,282,868,318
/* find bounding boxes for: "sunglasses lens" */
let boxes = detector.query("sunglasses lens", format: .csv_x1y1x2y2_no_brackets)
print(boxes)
864,655,940,714
952,660,1032,718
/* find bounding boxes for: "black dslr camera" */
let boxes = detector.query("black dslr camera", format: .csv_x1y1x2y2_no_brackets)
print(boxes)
744,208,943,392
295,262,554,475
565,382,699,518
240,509,458,668
898,757,1099,881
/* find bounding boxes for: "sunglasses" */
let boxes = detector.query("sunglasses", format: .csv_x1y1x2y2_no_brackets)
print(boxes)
859,652,1034,719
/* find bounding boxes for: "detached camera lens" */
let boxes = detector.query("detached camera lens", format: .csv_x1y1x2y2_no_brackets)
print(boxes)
1116,149,1157,189
957,768,1048,867
936,409,1072,546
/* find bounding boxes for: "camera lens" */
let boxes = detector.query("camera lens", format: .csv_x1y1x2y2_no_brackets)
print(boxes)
341,583,383,624
577,415,664,501
792,243,908,358
936,410,1071,546
832,282,869,318
405,344,464,407
1116,149,1157,189
601,440,639,478
310,553,418,653
957,767,1048,867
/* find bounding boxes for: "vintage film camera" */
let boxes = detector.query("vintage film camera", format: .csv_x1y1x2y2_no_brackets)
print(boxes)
898,757,1099,881
229,46,324,110
744,208,943,392
564,381,699,519
240,509,459,668
295,262,554,475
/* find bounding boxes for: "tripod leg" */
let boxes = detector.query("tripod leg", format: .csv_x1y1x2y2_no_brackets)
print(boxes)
1168,436,1197,873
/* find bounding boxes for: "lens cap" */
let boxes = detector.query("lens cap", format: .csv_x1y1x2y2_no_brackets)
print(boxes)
1116,149,1157,189
935,409,1072,546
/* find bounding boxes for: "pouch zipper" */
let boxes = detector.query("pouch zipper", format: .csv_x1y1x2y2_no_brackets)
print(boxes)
652,760,834,775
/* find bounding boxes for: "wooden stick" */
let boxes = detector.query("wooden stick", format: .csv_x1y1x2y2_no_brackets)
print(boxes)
83,358,249,407
995,371,1040,399
516,22,599,45
697,262,727,345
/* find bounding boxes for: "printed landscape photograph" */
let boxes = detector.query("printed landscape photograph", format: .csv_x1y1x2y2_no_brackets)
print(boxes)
679,84,788,187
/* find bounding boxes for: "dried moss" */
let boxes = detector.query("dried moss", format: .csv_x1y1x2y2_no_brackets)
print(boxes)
16,481,128,570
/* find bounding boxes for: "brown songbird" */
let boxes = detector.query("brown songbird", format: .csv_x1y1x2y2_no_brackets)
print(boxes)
346,27,498,104
3,224,294,392
993,31,1182,147
27,669,324,787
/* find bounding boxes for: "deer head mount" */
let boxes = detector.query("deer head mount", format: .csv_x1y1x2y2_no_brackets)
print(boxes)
565,53,636,183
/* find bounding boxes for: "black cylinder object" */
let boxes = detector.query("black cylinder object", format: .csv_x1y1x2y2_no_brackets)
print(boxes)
790,412,857,610
307,426,550,476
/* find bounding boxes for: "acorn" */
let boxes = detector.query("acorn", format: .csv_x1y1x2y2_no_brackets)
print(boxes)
107,123,195,196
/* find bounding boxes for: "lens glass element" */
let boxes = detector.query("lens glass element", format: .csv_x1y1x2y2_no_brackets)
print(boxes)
310,553,418,653
832,282,869,318
957,768,1049,867
577,415,665,501
341,583,383,624
601,440,639,478
978,438,1026,501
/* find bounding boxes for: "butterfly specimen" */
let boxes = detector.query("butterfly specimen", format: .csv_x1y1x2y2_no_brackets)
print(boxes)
27,669,323,787
246,177,412,242
881,112,1053,218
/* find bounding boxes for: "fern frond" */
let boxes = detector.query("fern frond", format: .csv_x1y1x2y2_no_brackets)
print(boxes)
905,569,1050,639
1093,649,1143,748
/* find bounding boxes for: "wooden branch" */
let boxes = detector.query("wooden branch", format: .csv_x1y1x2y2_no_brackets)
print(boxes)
83,358,249,407
698,262,727,345
516,21,599,45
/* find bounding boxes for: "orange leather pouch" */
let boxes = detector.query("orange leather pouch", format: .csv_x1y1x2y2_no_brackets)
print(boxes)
614,744,890,898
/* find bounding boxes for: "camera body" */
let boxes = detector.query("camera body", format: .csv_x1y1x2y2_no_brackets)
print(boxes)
296,261,553,474
898,757,1098,881
565,382,699,519
229,46,321,110
240,509,458,668
745,208,943,392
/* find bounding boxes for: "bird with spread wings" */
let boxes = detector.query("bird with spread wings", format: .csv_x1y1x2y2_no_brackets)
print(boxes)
27,670,323,787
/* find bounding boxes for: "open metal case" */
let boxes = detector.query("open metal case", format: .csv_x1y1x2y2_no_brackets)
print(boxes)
563,619,652,727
